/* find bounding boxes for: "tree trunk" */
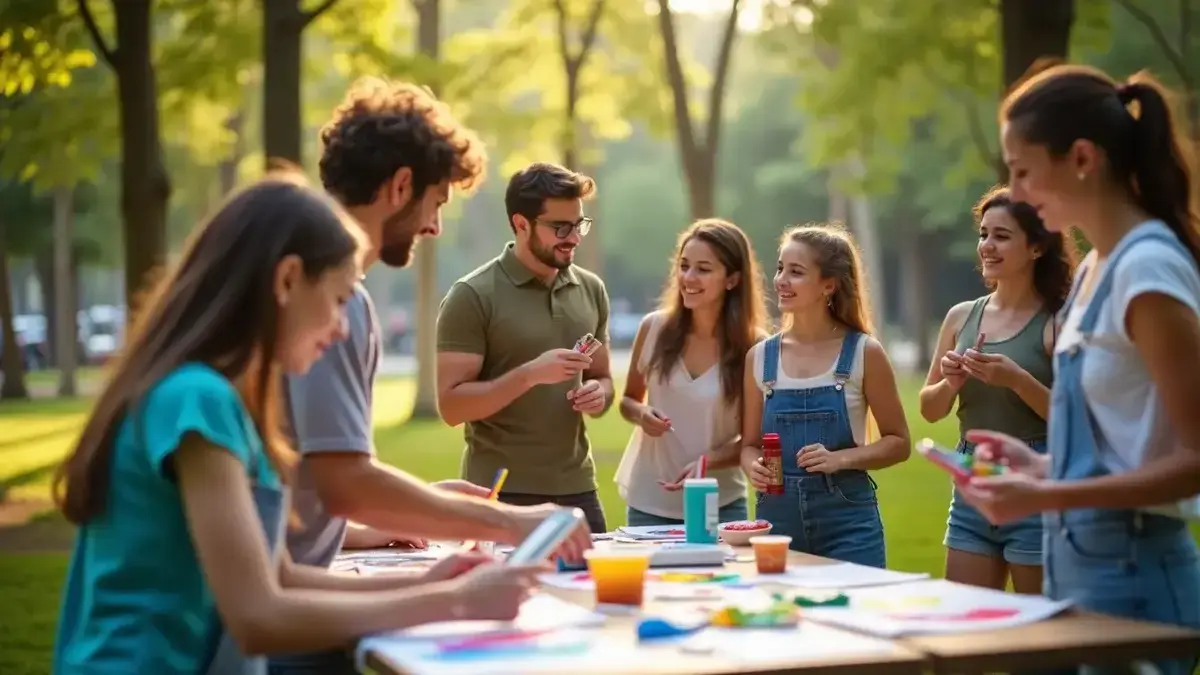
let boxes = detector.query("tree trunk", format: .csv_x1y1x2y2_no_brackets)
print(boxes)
1000,0,1075,91
114,0,171,318
846,157,889,341
53,186,77,397
262,0,306,167
898,226,932,371
656,0,739,221
411,0,441,419
0,218,29,400
218,108,247,196
37,252,56,367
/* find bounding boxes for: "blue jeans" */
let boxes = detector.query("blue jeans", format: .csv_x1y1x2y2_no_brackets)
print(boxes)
945,439,1046,567
1042,513,1200,675
754,472,885,568
626,497,748,527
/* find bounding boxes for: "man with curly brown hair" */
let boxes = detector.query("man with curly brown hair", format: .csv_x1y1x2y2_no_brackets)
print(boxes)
270,79,590,675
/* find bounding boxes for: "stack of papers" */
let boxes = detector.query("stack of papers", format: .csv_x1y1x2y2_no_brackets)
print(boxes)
613,525,687,541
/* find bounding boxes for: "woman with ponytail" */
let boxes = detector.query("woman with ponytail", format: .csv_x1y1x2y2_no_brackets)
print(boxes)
959,65,1200,675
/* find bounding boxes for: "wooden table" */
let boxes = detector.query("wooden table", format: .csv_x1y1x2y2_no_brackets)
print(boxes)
360,547,1200,675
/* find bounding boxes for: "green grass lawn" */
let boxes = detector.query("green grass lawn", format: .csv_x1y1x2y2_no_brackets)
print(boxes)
0,374,959,674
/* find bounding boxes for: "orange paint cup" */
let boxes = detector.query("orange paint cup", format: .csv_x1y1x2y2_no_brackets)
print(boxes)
750,535,792,574
584,548,653,606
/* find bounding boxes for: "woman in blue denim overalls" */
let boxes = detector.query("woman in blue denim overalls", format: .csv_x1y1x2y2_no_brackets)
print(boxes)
740,224,911,568
53,175,543,674
919,187,1076,595
960,66,1200,675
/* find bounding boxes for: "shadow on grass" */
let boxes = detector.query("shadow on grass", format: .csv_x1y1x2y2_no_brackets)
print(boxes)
0,460,61,503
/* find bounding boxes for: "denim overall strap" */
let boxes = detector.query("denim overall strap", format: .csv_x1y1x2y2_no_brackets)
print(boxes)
761,333,782,398
1076,231,1190,334
832,331,862,390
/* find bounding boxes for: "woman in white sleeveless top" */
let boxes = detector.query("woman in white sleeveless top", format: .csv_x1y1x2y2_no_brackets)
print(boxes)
616,219,768,526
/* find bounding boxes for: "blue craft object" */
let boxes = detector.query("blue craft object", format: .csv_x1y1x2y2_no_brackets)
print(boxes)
636,616,709,641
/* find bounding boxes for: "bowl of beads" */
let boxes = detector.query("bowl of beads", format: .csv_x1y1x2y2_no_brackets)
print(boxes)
719,519,772,546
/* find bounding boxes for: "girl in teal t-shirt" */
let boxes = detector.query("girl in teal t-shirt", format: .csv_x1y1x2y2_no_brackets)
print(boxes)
52,172,548,674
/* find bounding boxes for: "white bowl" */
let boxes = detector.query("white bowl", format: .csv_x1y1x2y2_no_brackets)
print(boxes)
718,520,772,546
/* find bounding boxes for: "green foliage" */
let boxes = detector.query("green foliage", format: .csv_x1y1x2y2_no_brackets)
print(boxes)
0,0,115,190
760,0,1112,198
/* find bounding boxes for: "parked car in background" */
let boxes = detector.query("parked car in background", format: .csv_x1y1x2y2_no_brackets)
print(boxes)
80,305,125,365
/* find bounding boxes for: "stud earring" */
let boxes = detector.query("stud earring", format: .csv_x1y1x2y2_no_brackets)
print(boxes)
1077,172,1085,181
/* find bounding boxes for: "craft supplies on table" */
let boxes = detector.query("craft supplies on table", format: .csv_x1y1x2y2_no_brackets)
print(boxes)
798,578,1074,637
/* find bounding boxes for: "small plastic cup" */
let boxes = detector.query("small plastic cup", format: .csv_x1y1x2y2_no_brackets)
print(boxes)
584,547,653,606
750,535,792,574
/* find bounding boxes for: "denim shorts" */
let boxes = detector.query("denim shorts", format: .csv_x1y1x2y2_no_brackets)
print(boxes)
626,497,748,528
944,438,1046,567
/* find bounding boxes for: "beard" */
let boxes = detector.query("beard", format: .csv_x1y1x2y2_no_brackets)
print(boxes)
529,236,573,270
378,201,421,268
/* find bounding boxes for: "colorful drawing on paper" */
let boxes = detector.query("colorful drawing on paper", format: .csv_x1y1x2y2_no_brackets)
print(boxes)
856,596,1020,622
568,571,742,584
428,630,593,662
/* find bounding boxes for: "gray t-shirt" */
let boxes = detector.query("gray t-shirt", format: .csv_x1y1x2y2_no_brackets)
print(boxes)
285,284,380,568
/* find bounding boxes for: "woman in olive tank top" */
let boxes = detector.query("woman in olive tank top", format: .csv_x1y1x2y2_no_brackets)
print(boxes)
918,186,1076,594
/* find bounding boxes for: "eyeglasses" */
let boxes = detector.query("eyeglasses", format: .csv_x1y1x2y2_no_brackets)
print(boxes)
534,216,593,239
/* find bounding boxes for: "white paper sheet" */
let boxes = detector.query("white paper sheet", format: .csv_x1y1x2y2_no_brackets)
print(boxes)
802,578,1074,637
357,611,902,675
764,562,931,589
614,525,686,541
354,594,608,673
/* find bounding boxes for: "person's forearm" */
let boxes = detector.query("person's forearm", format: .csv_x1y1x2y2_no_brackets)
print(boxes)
342,522,395,549
706,438,743,470
837,435,911,471
918,380,959,423
339,463,515,543
440,364,533,427
239,582,460,654
281,559,425,592
1010,370,1050,420
619,396,644,424
1043,451,1200,512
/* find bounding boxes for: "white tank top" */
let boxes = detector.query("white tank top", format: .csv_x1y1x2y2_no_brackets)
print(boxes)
614,313,747,519
749,336,869,446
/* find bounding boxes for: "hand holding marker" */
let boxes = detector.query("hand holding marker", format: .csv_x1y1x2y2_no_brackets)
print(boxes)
461,467,508,552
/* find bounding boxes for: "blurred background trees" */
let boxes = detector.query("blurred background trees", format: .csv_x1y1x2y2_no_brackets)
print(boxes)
2,0,1197,405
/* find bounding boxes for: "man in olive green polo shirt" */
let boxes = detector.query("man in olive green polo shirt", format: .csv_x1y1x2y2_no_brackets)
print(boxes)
436,162,613,533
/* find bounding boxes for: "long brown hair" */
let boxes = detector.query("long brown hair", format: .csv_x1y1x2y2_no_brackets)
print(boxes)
780,223,876,335
647,219,767,403
54,171,364,525
973,186,1078,314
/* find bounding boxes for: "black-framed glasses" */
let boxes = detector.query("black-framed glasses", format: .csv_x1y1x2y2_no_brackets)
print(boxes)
534,216,593,239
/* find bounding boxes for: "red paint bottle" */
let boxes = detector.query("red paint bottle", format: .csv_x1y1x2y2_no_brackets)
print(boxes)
761,433,784,495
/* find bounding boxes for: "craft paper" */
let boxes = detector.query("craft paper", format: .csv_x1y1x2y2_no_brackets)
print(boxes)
765,562,930,589
802,578,1073,637
538,567,753,592
613,525,686,541
354,594,612,674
